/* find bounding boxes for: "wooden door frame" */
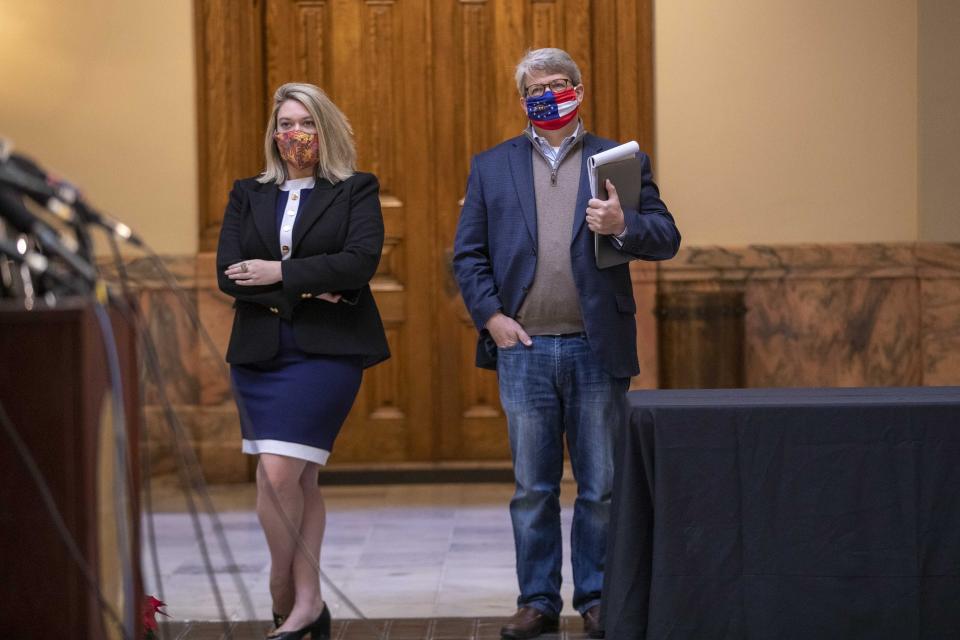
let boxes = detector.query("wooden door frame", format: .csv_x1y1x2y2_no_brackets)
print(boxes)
195,0,268,252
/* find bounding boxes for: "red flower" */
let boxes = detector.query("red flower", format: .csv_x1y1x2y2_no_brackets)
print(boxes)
143,595,169,636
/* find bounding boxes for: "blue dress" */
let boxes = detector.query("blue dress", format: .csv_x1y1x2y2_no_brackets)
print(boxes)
230,183,363,465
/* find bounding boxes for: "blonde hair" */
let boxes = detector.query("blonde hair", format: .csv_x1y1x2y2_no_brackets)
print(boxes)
258,82,356,185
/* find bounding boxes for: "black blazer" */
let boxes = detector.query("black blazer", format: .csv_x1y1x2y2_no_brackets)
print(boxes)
216,172,390,368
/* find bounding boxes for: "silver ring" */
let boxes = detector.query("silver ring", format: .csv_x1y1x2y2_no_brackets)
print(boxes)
240,262,248,273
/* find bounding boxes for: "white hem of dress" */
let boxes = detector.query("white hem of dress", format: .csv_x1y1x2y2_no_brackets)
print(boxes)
242,439,331,465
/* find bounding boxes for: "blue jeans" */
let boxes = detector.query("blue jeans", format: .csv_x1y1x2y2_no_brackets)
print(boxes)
497,334,629,617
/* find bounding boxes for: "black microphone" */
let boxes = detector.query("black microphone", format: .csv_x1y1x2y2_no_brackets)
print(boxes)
0,152,144,247
0,236,79,291
0,159,94,253
0,188,98,286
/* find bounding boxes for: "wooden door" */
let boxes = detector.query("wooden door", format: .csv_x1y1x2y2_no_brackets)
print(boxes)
195,0,653,464
261,0,434,462
432,0,655,460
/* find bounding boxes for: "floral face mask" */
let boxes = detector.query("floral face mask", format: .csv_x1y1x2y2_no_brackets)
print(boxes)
274,129,320,170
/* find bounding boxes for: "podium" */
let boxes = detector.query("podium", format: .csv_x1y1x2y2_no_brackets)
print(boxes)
0,299,142,639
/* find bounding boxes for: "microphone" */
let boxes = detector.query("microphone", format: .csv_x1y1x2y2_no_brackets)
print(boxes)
0,159,91,252
0,236,48,274
0,236,79,291
0,147,144,247
0,187,98,286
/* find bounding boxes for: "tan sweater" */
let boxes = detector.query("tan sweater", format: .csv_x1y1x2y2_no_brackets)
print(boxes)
516,144,584,335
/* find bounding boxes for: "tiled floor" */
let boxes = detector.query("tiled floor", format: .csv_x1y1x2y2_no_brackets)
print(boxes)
162,617,593,639
142,478,581,626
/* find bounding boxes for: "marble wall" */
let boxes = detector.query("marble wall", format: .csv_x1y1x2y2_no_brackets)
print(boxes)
113,243,960,481
660,243,960,388
101,254,249,483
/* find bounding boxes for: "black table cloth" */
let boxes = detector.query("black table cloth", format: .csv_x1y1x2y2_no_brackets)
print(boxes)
602,387,960,639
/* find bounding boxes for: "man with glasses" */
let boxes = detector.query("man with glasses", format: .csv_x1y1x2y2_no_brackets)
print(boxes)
454,48,680,639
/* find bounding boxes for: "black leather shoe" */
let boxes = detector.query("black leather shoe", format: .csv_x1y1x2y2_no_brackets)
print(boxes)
582,604,604,639
500,607,559,639
266,603,330,639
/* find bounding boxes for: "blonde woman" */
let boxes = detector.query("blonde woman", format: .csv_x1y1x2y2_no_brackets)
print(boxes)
217,82,389,639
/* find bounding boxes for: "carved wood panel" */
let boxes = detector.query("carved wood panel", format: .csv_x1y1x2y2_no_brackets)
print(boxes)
196,0,654,463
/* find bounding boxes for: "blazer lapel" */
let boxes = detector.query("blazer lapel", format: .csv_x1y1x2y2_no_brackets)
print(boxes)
291,179,340,254
507,137,538,247
571,134,608,245
249,186,281,260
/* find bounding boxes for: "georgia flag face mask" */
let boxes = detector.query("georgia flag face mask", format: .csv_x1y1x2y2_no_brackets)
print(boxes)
525,87,580,130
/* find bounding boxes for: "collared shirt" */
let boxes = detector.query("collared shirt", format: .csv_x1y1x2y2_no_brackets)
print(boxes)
526,120,584,170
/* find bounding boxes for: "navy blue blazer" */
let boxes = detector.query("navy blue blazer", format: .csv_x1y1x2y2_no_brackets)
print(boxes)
452,132,680,379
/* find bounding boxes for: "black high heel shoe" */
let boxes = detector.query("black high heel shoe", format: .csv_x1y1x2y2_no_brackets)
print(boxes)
266,604,330,640
272,611,288,629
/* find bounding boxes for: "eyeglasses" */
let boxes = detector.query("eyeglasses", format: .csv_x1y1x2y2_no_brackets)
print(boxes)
524,78,573,98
